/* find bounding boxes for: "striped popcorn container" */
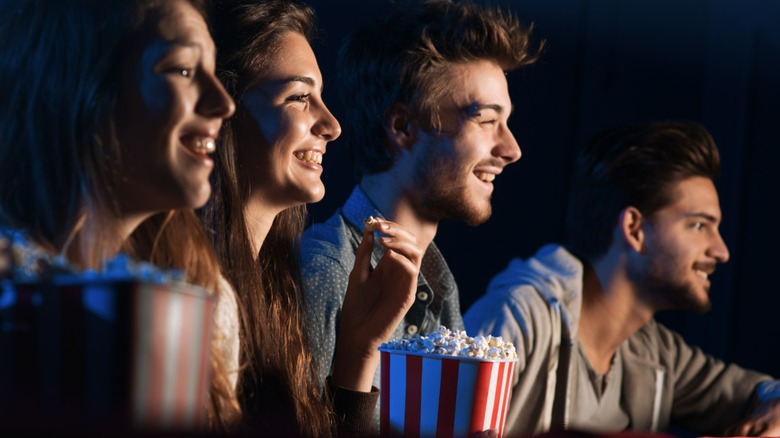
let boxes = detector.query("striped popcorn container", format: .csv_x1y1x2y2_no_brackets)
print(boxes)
0,275,216,431
379,349,517,438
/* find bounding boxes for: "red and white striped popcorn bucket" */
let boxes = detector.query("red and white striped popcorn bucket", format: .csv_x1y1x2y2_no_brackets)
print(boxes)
379,349,517,438
0,275,216,431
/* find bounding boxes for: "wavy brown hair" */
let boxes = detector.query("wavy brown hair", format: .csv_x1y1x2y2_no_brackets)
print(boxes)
0,0,240,430
337,0,544,178
204,0,333,436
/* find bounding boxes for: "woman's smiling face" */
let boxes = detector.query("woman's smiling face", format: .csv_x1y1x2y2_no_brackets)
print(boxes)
236,31,341,210
114,0,235,217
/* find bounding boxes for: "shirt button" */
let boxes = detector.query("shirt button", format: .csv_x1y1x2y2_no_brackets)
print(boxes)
406,324,418,335
416,291,429,301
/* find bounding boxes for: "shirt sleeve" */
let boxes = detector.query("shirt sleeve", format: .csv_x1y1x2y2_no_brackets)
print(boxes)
327,377,379,438
653,322,773,434
757,380,780,402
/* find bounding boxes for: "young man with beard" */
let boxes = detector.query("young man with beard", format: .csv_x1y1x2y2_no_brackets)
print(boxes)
465,121,780,437
299,0,541,423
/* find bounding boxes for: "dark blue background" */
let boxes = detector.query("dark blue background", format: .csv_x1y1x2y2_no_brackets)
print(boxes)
305,0,780,378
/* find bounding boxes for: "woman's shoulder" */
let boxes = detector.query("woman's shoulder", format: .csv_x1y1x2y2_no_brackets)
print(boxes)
214,274,240,389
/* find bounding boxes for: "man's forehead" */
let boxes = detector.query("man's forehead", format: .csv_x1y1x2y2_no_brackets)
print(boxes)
436,62,511,106
659,176,722,219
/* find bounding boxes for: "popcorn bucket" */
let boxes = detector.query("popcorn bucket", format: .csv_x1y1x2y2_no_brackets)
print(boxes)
0,275,216,431
379,349,517,438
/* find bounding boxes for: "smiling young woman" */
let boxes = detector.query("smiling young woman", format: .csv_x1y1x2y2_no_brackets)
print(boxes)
203,1,423,436
0,0,239,431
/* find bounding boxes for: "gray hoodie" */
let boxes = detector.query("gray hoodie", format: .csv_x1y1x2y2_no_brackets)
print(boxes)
464,244,773,436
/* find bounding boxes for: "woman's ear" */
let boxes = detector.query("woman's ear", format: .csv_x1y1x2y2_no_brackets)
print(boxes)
383,103,417,151
618,206,645,253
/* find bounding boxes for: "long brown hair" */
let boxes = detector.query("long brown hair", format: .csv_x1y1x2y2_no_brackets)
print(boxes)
203,0,334,436
0,0,239,430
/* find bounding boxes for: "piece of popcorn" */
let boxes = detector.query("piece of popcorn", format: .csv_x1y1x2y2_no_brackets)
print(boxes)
364,216,381,232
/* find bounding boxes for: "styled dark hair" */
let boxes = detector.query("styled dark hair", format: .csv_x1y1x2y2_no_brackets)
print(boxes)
0,0,239,430
205,1,333,435
566,121,721,262
337,0,542,178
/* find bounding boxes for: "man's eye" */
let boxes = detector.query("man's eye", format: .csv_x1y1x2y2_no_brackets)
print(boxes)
693,222,704,230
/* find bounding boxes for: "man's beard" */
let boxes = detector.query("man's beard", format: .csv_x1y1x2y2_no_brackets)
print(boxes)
631,254,712,314
411,142,492,226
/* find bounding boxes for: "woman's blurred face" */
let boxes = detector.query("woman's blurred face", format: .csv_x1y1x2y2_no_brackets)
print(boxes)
114,0,235,217
237,31,341,210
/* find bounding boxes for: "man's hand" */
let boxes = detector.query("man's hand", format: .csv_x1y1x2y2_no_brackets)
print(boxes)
726,398,780,436
331,218,423,392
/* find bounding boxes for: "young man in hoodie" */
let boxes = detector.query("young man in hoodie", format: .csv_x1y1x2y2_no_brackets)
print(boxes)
465,121,780,437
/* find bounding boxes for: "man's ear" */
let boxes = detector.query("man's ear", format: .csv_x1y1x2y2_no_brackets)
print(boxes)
384,103,417,151
618,206,645,253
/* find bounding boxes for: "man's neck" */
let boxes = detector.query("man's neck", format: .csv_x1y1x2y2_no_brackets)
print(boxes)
577,256,654,375
359,175,438,250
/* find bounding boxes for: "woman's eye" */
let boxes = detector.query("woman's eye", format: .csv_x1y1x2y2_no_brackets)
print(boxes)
165,66,193,78
289,94,311,103
480,119,497,125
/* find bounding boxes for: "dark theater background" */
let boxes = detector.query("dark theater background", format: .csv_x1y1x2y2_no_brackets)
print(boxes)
303,0,780,378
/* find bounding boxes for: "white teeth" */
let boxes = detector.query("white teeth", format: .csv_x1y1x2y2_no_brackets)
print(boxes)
695,270,708,279
475,171,495,182
192,137,215,154
295,150,322,164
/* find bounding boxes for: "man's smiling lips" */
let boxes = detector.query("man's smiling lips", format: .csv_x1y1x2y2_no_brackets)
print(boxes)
474,171,496,182
474,164,503,183
694,262,716,286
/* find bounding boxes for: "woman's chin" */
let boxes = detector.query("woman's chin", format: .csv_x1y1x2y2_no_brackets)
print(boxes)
300,184,325,205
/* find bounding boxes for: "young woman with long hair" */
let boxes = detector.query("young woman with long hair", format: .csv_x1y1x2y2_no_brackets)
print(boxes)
203,1,422,435
0,0,240,430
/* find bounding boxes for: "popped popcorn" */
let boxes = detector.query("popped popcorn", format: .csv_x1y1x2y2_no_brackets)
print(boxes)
1,229,184,284
380,325,517,360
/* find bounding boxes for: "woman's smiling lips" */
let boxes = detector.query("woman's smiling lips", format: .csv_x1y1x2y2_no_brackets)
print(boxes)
180,133,218,163
293,149,324,165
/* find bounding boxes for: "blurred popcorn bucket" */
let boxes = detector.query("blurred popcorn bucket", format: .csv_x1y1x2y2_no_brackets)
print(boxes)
0,275,216,431
379,349,517,438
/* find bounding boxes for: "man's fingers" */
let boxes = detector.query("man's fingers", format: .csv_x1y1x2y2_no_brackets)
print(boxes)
378,236,423,267
375,249,419,283
350,229,375,283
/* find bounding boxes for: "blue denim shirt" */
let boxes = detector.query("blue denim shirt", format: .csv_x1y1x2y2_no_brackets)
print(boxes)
300,186,464,423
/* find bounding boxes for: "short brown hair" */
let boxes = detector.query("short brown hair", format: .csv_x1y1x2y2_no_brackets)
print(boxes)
337,0,542,178
566,121,721,262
